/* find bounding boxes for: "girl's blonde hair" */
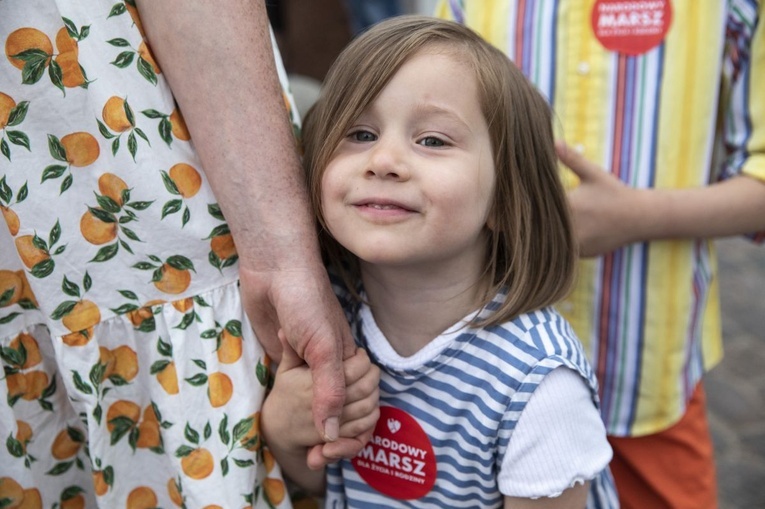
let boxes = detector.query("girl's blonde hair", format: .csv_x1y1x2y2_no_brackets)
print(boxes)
302,15,575,326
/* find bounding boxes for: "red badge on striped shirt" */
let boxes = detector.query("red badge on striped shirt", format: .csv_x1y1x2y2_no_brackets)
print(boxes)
591,0,673,56
351,406,436,500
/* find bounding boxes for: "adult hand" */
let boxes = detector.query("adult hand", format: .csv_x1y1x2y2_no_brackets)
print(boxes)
556,142,646,257
306,347,380,469
241,264,357,442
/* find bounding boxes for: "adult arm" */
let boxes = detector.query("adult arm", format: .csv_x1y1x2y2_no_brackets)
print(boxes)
557,142,765,257
134,0,355,441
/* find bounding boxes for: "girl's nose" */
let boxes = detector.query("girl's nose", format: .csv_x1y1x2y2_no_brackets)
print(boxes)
364,140,410,181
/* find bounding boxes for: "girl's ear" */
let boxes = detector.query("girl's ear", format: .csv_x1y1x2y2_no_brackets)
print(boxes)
485,207,497,231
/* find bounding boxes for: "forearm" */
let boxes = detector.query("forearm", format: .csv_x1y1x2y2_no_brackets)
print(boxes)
629,175,765,241
134,1,322,273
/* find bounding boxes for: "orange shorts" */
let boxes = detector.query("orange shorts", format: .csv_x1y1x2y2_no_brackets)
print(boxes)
608,383,718,509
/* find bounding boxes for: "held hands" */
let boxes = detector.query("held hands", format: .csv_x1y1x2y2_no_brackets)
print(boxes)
239,265,357,442
556,142,648,257
261,330,380,475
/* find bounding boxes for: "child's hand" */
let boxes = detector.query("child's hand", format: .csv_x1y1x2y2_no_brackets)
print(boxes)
261,330,322,451
262,331,380,471
307,347,380,469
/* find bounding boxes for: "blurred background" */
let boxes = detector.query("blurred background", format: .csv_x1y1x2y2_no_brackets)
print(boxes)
707,238,765,509
266,2,765,507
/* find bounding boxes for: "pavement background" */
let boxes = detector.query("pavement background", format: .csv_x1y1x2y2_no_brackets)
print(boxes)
707,237,765,508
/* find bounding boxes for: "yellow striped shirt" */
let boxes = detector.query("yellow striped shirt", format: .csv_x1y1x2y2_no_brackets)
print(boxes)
437,0,764,436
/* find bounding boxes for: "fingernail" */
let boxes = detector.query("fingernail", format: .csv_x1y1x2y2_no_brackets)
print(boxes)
324,417,339,442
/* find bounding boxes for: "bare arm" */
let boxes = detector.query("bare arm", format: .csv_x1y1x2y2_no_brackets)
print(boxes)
557,143,765,257
505,482,589,509
135,0,356,440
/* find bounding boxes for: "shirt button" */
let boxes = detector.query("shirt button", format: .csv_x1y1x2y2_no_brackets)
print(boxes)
577,61,590,75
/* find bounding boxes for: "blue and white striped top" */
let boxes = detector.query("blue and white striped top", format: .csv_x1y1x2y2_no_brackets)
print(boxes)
325,287,618,508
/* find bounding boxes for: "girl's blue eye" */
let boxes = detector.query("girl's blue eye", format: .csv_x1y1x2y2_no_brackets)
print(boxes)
352,131,377,142
419,136,445,147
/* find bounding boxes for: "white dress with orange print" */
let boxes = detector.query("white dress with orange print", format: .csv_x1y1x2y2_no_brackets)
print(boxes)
0,1,297,508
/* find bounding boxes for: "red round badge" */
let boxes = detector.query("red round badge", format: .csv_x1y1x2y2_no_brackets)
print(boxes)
351,406,437,500
591,0,672,56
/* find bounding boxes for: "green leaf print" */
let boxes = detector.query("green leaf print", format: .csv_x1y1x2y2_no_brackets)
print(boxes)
30,259,55,279
96,194,121,213
175,445,195,458
141,109,164,118
208,203,225,221
225,320,242,337
96,119,115,139
127,200,152,210
50,300,77,320
218,416,230,445
41,165,67,183
63,17,78,38
0,288,15,307
6,434,24,458
111,51,134,68
107,3,127,17
110,303,139,315
205,224,230,239
157,336,172,356
167,255,194,272
6,131,30,150
48,59,64,94
46,460,74,475
174,313,195,330
184,373,207,386
159,117,173,146
7,101,29,126
61,276,81,298
47,135,67,161
123,99,135,126
150,359,170,375
16,183,28,202
161,199,182,219
183,423,199,445
107,37,130,47
21,58,47,85
137,56,158,85
109,417,135,445
0,177,11,202
117,289,139,300
72,371,94,395
231,417,253,443
0,312,22,325
49,220,61,246
60,174,73,194
127,131,137,160
90,243,119,263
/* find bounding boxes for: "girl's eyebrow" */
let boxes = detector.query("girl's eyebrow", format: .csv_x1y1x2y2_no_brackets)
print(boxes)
411,103,471,130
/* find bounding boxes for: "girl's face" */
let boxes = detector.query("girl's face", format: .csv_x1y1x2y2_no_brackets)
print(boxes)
320,49,495,277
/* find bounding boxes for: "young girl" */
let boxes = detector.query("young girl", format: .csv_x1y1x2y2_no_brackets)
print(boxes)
261,15,618,508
